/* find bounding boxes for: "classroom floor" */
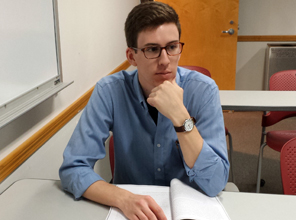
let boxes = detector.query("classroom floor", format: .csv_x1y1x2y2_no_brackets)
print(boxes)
223,111,296,194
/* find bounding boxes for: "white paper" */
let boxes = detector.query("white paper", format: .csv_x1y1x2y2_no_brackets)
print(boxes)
106,179,230,220
170,179,230,220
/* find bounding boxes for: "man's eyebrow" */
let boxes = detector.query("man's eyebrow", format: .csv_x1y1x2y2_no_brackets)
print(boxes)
167,40,179,44
143,40,179,47
143,43,160,47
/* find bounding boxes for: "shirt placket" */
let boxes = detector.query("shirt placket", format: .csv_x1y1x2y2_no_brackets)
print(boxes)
153,113,165,185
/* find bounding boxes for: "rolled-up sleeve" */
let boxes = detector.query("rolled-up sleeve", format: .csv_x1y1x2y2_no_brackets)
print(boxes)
59,82,113,199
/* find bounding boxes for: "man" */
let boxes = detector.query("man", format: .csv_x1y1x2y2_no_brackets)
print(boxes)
59,2,229,220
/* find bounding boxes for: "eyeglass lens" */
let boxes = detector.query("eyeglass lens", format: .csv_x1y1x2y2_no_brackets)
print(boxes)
144,43,183,59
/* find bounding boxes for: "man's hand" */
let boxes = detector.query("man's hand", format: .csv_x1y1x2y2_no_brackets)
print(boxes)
119,193,167,220
147,79,189,126
83,181,167,220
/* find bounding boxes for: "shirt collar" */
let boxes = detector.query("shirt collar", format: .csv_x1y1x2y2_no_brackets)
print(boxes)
132,70,146,108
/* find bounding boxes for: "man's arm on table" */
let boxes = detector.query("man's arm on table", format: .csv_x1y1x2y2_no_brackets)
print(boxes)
83,180,167,220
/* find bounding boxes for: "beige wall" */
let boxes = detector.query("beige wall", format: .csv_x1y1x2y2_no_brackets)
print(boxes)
0,0,139,161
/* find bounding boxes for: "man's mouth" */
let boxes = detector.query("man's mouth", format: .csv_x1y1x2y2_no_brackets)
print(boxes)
156,71,171,75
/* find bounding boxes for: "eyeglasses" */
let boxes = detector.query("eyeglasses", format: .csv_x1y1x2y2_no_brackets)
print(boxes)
131,42,184,59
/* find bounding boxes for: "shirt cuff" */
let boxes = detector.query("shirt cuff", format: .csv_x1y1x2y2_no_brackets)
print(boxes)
183,141,219,181
72,171,103,199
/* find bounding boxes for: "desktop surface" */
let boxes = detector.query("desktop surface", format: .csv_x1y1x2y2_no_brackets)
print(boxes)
1,179,296,220
220,90,296,111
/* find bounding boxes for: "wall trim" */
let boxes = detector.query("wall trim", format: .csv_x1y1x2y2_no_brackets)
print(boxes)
0,60,131,183
238,35,296,42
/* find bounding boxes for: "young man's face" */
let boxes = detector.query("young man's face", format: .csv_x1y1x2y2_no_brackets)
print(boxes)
127,23,181,97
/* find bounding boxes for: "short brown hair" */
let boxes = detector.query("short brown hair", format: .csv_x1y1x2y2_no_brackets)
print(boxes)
125,2,181,48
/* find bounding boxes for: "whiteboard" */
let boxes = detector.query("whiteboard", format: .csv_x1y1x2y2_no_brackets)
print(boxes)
0,0,59,107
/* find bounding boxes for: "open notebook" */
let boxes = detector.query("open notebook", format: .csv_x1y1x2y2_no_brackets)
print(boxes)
106,178,230,220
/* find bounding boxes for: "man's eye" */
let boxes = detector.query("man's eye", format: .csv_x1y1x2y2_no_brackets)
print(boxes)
167,44,178,50
146,47,160,53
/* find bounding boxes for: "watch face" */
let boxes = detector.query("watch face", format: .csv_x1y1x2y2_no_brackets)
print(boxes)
184,119,194,131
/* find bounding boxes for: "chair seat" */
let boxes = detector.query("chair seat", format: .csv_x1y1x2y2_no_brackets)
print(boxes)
223,182,239,192
266,130,296,152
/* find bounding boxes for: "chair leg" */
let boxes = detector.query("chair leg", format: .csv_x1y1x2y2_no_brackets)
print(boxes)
227,131,235,183
260,126,266,147
256,142,267,193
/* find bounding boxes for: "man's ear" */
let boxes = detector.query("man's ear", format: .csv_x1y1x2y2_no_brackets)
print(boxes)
126,48,137,66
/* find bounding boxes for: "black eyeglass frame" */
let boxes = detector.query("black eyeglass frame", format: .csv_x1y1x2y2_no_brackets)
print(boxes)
130,42,185,59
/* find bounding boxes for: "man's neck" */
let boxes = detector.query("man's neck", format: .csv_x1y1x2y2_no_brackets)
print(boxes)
142,87,151,99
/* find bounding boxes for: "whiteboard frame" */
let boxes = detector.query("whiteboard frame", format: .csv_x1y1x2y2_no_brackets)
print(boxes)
0,0,73,129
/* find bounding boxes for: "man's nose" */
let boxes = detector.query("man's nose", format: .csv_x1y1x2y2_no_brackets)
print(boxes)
158,48,170,65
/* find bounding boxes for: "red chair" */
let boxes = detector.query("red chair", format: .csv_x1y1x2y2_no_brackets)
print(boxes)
280,137,296,195
181,65,211,77
109,135,115,181
180,65,234,183
256,70,296,193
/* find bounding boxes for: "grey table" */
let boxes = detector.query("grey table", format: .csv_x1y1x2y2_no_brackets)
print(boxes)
220,90,296,111
1,179,296,220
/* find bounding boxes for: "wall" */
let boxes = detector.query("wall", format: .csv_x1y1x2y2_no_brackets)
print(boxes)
0,0,139,162
0,111,85,192
3,0,295,161
236,0,296,90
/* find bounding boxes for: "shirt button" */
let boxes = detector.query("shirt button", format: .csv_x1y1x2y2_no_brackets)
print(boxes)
157,144,161,148
157,168,161,172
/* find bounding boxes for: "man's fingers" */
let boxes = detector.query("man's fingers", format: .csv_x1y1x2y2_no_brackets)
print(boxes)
143,196,167,220
149,202,167,220
134,195,166,220
137,208,157,220
120,192,167,220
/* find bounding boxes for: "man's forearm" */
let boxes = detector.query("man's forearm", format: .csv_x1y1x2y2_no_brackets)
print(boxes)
176,126,203,168
83,180,125,207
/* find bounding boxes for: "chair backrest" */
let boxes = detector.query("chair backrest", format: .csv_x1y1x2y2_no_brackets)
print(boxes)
109,135,115,178
269,70,296,91
262,70,296,127
280,137,296,195
262,111,296,127
180,65,211,78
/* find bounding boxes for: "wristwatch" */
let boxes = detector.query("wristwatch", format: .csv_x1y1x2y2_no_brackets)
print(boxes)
174,117,196,132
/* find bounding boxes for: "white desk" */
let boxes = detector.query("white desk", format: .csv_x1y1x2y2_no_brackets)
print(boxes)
1,179,296,220
220,90,296,111
0,179,109,220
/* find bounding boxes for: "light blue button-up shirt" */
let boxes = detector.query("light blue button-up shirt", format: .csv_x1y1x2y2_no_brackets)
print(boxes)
59,67,229,199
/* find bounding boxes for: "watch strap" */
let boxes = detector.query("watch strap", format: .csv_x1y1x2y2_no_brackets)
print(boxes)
174,117,196,132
